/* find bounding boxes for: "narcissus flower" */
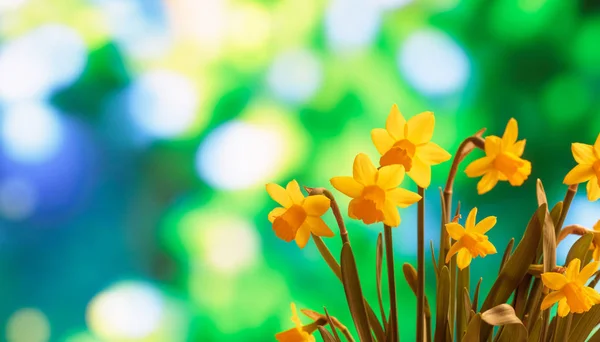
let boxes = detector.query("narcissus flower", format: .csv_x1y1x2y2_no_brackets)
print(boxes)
589,220,600,261
330,153,421,227
445,207,497,270
371,104,451,188
275,303,318,342
563,133,600,201
541,258,600,317
465,118,531,194
266,180,333,248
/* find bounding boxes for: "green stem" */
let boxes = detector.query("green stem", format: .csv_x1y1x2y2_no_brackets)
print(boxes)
417,187,425,342
384,225,398,342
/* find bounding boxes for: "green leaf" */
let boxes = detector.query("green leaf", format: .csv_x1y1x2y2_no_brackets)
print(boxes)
526,317,542,342
462,313,481,342
499,238,515,274
473,277,482,312
481,304,527,342
402,263,432,321
431,240,438,277
550,201,563,235
456,266,470,339
463,287,472,324
434,266,450,342
324,307,342,342
376,233,387,329
319,326,337,342
568,305,600,342
566,232,593,265
341,243,374,342
479,204,544,340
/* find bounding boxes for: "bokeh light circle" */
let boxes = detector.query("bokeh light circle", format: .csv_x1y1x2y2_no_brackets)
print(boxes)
398,29,470,96
325,0,381,51
0,178,37,220
267,48,323,104
6,308,50,342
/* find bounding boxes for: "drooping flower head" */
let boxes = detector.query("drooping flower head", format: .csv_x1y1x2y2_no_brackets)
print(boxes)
589,220,600,261
541,258,600,317
275,303,318,342
563,133,600,201
465,118,531,194
330,153,421,227
445,207,497,270
371,104,451,188
266,180,333,248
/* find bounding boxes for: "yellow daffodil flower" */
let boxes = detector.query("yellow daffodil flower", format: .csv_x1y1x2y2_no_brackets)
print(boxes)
445,207,497,270
275,303,318,342
465,118,531,194
589,220,600,261
266,180,333,248
563,133,600,201
371,104,451,188
541,258,600,317
330,153,421,227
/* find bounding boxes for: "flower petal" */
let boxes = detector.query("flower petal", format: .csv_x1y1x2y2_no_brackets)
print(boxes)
382,200,400,227
266,183,293,208
577,261,599,286
446,222,465,240
406,111,434,145
465,156,494,178
557,298,570,317
541,272,568,290
331,176,364,198
511,139,526,157
353,153,377,185
564,164,594,185
417,142,451,165
268,207,286,223
305,216,334,237
386,104,406,140
485,136,502,157
465,208,478,231
377,164,405,189
371,128,395,155
286,180,304,204
295,224,311,249
302,195,330,216
583,286,600,304
572,143,597,165
445,241,463,264
473,216,497,234
478,239,497,255
387,188,421,208
502,118,518,147
540,291,565,311
477,170,499,195
457,248,473,270
595,133,600,159
407,157,431,188
587,176,600,202
566,258,581,281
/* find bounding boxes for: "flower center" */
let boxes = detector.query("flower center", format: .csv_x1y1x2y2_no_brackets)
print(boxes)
563,282,593,313
363,185,386,205
379,139,416,171
348,186,387,225
493,152,525,178
593,160,600,181
462,232,491,257
272,205,307,242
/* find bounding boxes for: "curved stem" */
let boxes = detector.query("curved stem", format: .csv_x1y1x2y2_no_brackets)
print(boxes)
305,187,349,245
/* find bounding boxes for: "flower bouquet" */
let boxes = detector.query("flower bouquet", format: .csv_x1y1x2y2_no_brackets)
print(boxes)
265,105,600,342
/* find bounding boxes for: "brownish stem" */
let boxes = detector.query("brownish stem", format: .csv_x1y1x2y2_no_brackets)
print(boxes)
417,187,425,342
556,224,589,244
384,225,398,342
305,187,349,245
556,184,578,232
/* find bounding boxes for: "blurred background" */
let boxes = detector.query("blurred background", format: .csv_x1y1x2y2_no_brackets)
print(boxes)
0,0,599,341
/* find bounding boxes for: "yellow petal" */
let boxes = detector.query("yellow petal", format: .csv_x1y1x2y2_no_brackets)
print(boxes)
445,222,465,240
478,239,497,255
386,188,421,208
353,153,377,185
477,170,499,195
295,224,311,249
465,156,494,178
406,111,435,145
407,157,431,188
305,216,334,237
566,258,581,281
331,176,364,198
594,246,600,262
371,128,395,155
577,261,599,286
286,180,305,204
377,164,405,189
465,207,478,231
557,298,570,317
502,118,518,147
266,183,293,208
595,220,600,232
595,133,600,159
572,143,597,165
587,176,600,202
511,139,526,157
473,216,497,234
540,291,565,310
445,241,463,264
583,286,600,304
417,142,451,165
386,104,406,140
485,136,502,157
382,200,400,227
268,207,286,223
302,195,330,216
541,272,568,290
563,164,594,185
457,248,473,270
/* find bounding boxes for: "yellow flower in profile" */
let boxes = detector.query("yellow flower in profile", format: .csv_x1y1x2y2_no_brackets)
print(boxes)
371,104,451,188
541,258,600,317
266,180,333,249
563,133,600,201
330,153,421,227
275,303,318,342
589,220,600,261
445,208,497,270
465,118,531,194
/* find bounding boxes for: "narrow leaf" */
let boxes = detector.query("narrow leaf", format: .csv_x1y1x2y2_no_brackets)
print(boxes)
499,238,515,274
526,317,542,342
473,278,482,312
463,287,472,323
538,205,556,273
462,313,481,342
482,304,527,342
431,240,439,277
569,305,600,342
457,266,470,339
375,233,387,329
319,326,337,342
341,243,374,342
536,179,548,207
434,266,451,342
324,307,342,342
550,202,563,235
402,263,433,323
566,232,593,265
